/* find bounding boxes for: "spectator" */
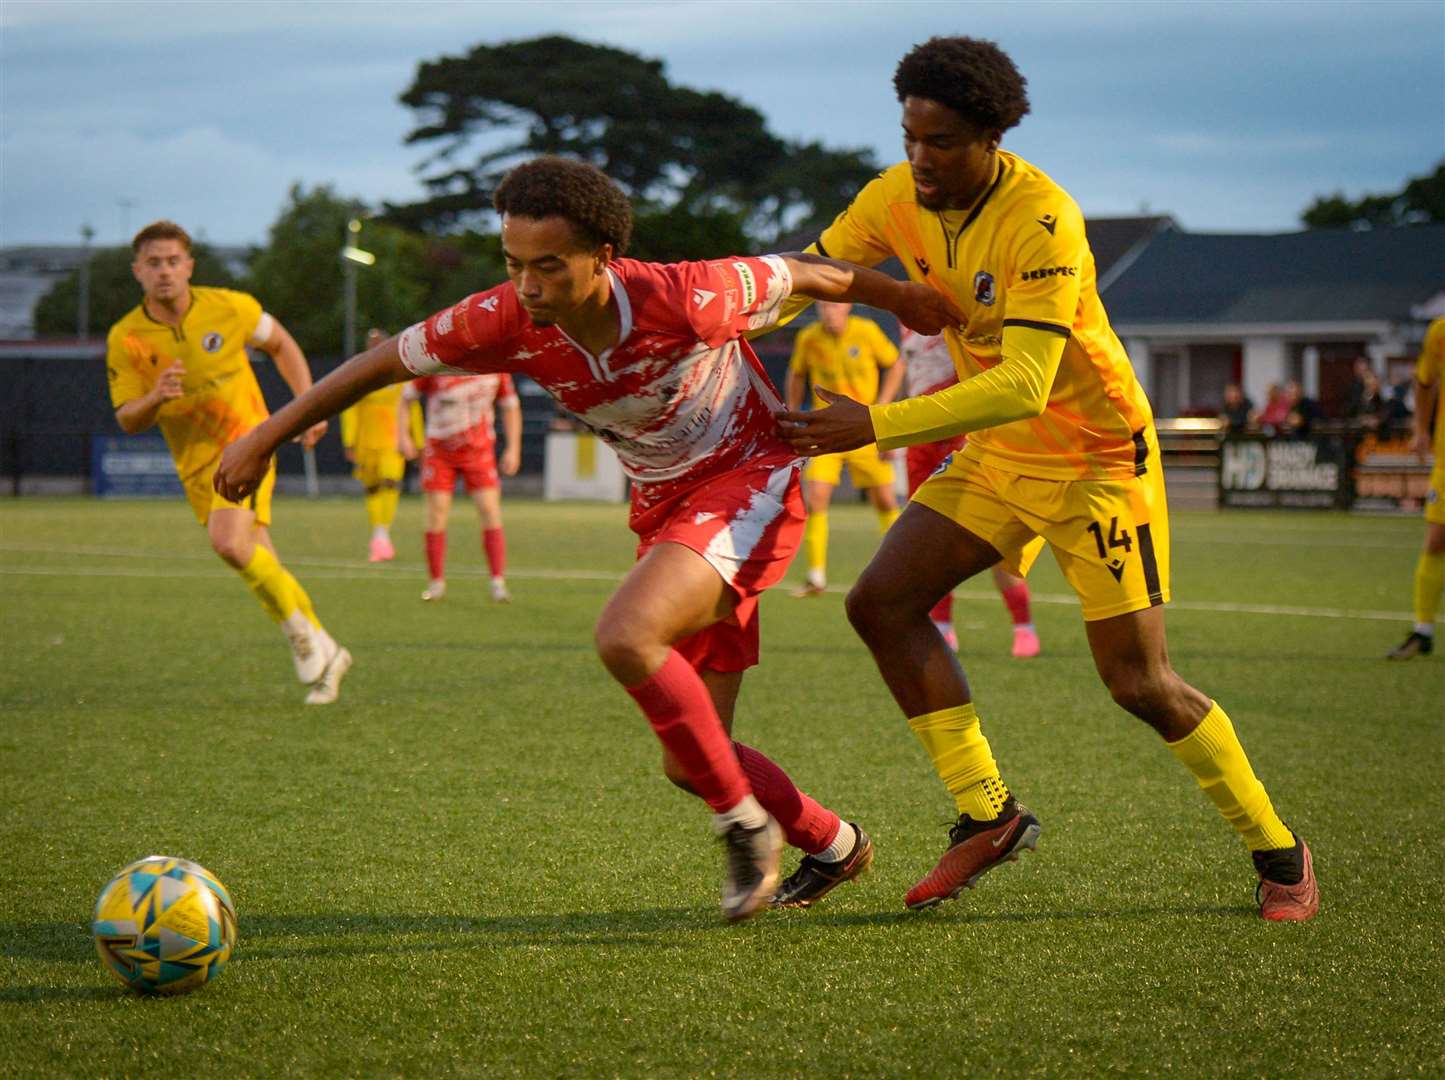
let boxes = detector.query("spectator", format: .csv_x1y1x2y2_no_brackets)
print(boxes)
1346,369,1390,435
1257,383,1291,435
1219,382,1256,434
1387,374,1415,433
1282,380,1318,438
1344,356,1372,418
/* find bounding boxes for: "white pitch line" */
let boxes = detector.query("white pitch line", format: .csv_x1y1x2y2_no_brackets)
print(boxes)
0,558,1412,623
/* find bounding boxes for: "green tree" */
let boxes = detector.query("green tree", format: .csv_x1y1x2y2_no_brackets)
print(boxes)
1302,161,1445,228
33,245,235,339
389,35,877,254
244,183,505,360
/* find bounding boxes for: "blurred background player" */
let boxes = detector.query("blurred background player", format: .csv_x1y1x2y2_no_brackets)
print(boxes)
399,370,522,602
214,156,960,922
899,328,1040,656
785,301,904,597
340,327,408,563
1387,316,1445,659
106,220,350,705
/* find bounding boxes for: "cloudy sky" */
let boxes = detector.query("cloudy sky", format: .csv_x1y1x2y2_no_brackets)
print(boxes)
2,0,1441,247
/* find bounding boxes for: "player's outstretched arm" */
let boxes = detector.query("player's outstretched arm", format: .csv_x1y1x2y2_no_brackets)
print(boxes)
255,316,328,449
215,335,410,501
780,253,963,337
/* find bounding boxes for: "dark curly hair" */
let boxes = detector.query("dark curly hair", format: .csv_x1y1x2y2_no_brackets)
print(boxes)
893,36,1030,134
493,157,633,256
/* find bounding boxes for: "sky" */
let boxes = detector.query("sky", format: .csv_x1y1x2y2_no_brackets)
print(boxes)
1,0,1442,248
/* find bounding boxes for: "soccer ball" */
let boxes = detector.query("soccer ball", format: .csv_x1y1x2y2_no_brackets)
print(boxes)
91,855,237,995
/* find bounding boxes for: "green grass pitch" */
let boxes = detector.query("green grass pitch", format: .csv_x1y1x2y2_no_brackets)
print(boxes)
1,496,1441,1076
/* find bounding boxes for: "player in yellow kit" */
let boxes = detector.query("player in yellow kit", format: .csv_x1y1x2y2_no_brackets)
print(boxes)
1387,316,1445,659
106,220,351,705
785,302,904,596
340,328,408,563
775,37,1317,920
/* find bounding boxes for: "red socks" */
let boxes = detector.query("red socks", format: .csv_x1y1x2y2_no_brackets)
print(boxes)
1000,581,1031,626
483,526,506,578
734,742,840,855
929,593,953,624
625,651,749,813
425,530,447,581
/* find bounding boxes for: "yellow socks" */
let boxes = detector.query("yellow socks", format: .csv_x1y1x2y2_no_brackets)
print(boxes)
908,704,1010,821
1413,550,1444,626
804,511,829,578
365,484,399,530
237,545,317,627
1167,702,1293,851
878,506,900,534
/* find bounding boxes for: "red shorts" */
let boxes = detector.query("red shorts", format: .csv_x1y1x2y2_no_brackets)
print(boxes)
906,436,967,496
635,459,805,674
421,438,498,494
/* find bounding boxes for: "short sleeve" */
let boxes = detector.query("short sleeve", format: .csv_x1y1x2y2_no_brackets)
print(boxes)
685,255,794,345
226,290,264,343
815,175,897,268
1002,198,1086,336
787,327,814,376
398,285,519,377
105,327,148,409
868,320,900,368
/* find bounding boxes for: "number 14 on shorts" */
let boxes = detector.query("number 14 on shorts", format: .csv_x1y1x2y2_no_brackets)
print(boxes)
1087,515,1133,581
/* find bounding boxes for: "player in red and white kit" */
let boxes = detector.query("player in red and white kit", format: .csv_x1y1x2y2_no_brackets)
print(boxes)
215,157,960,922
399,372,521,603
899,328,1041,658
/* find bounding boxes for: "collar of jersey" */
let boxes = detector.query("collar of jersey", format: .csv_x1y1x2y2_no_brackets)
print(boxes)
555,265,634,382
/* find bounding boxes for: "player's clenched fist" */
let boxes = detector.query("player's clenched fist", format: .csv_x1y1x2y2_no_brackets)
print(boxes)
152,361,186,402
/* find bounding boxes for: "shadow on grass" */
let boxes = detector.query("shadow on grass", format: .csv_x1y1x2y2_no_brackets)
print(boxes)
0,900,1253,970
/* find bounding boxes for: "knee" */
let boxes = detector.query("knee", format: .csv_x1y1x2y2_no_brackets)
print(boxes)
1101,666,1176,721
845,575,894,642
593,616,654,682
209,532,250,568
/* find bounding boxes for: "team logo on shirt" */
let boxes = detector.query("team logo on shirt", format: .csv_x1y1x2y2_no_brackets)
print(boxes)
478,297,500,313
1037,213,1058,235
973,271,996,306
692,288,717,310
1021,265,1078,281
201,332,223,353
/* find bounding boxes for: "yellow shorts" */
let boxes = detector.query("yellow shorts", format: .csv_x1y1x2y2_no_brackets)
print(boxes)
1426,463,1445,525
912,436,1172,622
804,445,896,489
352,449,405,490
186,459,276,527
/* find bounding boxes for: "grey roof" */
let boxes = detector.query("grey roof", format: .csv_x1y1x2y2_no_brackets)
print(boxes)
1102,224,1445,324
1085,215,1177,282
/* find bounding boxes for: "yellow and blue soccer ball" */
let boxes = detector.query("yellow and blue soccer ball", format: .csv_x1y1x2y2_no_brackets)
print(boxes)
91,855,237,995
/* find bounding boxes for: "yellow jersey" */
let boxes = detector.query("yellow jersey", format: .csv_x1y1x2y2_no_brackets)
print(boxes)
1417,317,1445,459
788,316,899,409
106,287,270,487
340,384,406,454
812,154,1154,480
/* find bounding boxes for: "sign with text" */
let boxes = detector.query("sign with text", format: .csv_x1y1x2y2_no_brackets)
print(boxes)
1351,435,1435,514
1218,435,1351,510
91,434,183,499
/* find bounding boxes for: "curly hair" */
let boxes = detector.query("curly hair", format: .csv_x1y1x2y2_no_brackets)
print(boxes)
493,157,633,256
893,37,1030,134
132,220,192,254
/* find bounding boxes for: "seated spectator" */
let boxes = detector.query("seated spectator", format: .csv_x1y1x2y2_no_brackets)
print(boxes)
1219,382,1255,433
1282,380,1318,438
1257,383,1291,436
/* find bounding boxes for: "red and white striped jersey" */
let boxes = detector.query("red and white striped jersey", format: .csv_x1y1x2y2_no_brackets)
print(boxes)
397,255,799,519
403,372,516,451
900,328,959,398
